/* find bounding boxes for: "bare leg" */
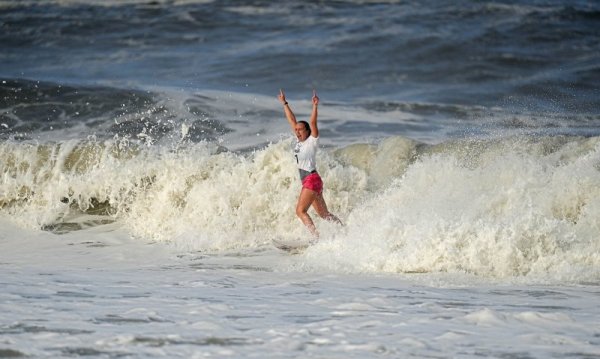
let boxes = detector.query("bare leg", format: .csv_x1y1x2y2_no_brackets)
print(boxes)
312,193,343,226
296,187,319,238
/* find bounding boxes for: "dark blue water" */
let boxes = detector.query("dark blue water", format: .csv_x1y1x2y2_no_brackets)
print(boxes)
0,0,599,146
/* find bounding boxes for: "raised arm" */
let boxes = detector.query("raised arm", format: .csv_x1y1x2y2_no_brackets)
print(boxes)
309,89,319,138
278,89,297,131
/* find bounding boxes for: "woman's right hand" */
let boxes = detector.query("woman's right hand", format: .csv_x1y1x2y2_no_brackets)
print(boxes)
278,89,287,104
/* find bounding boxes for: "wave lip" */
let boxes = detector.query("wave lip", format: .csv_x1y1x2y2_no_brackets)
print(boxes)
0,79,236,144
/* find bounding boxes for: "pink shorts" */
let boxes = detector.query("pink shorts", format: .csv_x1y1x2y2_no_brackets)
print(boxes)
302,172,323,194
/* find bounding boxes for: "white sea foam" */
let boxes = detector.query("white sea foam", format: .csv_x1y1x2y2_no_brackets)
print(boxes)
304,136,600,282
1,144,600,357
1,135,599,281
1,219,599,358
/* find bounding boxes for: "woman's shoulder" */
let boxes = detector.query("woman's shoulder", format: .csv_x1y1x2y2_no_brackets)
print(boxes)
298,135,318,147
305,135,319,146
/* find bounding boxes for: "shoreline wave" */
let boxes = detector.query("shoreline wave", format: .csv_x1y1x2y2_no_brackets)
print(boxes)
2,135,599,280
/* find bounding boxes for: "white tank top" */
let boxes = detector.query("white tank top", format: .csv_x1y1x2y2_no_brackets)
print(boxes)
294,135,318,175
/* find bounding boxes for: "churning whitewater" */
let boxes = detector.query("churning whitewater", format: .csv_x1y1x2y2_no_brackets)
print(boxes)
2,135,599,281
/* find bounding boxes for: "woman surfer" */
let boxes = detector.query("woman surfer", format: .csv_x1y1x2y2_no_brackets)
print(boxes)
278,89,343,238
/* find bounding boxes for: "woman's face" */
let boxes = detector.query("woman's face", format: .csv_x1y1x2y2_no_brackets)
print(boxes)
295,123,309,141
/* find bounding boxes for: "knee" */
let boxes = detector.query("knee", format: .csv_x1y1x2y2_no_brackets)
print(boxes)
296,207,308,218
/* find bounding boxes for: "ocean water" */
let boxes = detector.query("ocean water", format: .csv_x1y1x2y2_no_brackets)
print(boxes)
1,0,600,357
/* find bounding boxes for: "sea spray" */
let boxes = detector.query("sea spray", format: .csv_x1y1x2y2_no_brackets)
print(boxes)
303,136,600,281
2,135,599,280
0,138,365,247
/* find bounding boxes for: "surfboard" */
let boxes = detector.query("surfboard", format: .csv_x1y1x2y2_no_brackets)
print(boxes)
272,239,313,253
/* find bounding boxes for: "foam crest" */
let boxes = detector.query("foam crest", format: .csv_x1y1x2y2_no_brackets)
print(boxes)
2,135,600,280
333,136,419,190
0,138,367,249
303,136,600,281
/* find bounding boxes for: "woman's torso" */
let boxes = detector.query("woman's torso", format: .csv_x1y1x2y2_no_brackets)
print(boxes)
294,136,318,180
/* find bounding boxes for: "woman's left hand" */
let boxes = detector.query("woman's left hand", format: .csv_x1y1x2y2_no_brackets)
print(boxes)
312,89,319,106
278,89,287,104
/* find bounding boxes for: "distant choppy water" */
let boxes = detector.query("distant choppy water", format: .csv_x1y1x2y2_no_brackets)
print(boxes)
0,0,599,146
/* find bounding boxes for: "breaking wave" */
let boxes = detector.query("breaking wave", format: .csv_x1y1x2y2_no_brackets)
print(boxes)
1,135,599,280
